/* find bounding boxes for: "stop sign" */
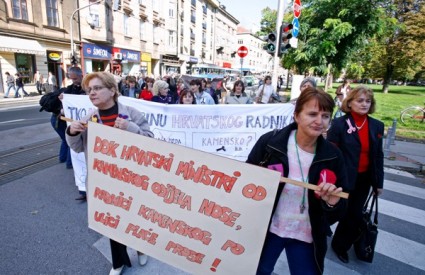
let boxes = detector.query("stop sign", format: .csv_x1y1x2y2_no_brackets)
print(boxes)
293,0,301,18
237,46,248,58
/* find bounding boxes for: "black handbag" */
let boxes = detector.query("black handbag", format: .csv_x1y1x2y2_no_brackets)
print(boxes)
354,190,378,263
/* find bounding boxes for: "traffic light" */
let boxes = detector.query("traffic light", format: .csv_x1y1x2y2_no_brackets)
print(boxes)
265,32,277,55
278,23,293,56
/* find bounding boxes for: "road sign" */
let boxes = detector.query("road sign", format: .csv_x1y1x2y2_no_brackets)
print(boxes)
293,0,301,18
292,18,300,38
237,46,248,58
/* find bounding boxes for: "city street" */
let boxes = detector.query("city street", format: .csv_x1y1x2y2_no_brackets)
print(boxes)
0,101,424,274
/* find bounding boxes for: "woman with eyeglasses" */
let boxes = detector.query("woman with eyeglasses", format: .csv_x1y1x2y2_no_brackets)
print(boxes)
66,72,153,275
224,80,253,104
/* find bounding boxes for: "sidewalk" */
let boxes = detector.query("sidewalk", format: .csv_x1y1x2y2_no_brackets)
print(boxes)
384,138,425,174
0,84,42,108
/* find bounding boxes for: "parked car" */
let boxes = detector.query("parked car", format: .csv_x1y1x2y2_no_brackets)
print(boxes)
242,76,258,87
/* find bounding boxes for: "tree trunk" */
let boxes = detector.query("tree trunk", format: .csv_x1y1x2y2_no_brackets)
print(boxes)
382,63,394,94
324,63,333,92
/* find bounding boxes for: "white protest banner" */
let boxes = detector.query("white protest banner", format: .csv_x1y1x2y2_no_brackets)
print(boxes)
87,122,281,274
63,95,294,161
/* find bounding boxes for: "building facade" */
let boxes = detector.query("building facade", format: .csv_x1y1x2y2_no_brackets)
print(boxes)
0,0,269,93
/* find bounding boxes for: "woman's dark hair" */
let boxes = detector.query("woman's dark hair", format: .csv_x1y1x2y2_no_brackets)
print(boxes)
179,88,196,104
232,80,245,93
341,85,376,114
264,75,271,81
294,87,335,116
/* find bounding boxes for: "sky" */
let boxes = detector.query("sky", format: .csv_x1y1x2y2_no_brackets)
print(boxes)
218,0,279,31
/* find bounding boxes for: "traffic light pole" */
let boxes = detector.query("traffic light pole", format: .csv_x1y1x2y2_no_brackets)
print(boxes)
70,0,103,65
272,0,285,90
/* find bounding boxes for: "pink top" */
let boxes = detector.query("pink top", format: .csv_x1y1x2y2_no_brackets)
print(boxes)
269,130,314,243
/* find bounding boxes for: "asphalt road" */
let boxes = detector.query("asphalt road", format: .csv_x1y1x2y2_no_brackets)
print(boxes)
0,104,51,131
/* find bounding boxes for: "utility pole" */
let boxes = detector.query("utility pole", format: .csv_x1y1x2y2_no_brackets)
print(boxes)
70,0,103,65
272,0,285,90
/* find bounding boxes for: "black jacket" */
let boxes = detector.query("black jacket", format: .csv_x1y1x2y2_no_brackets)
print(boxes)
246,122,348,274
327,113,384,191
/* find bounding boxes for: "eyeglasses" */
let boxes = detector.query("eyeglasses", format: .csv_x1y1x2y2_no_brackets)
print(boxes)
86,85,105,93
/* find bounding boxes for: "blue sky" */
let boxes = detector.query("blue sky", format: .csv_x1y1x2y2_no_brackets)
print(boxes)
219,0,279,30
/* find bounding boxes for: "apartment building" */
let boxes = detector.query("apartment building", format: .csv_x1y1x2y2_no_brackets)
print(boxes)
0,0,262,93
236,26,271,74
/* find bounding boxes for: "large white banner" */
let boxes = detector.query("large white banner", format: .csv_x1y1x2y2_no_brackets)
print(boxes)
87,123,281,274
63,95,295,161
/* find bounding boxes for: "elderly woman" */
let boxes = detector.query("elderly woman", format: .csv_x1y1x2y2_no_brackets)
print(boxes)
224,80,253,104
151,79,175,104
300,77,317,92
65,72,153,275
247,87,348,275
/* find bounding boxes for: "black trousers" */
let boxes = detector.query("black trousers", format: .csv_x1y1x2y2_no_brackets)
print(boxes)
110,239,131,269
332,172,372,253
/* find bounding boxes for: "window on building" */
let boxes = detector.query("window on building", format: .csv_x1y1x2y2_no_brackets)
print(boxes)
153,25,159,43
152,0,159,11
140,20,145,40
12,0,28,20
46,0,59,27
169,1,174,18
169,31,175,46
88,4,100,28
124,13,129,36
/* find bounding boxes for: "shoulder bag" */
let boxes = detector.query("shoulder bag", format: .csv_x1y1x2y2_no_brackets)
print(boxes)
354,190,378,263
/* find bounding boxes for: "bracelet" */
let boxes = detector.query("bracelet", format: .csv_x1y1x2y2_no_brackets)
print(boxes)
326,201,336,208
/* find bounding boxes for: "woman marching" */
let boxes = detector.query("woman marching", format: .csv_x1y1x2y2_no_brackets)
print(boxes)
66,72,153,275
328,85,384,264
247,87,348,275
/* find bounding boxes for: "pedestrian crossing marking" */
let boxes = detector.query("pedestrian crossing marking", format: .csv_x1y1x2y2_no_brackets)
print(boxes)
379,199,425,227
384,179,425,199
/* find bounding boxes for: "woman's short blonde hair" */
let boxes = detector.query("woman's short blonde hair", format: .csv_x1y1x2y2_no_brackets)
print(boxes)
152,80,169,94
341,85,376,114
82,72,119,101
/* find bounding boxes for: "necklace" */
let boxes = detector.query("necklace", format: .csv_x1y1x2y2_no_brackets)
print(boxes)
355,117,367,130
294,130,316,214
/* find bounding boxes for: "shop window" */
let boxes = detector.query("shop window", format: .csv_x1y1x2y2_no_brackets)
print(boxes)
15,53,35,84
46,0,59,27
12,0,28,20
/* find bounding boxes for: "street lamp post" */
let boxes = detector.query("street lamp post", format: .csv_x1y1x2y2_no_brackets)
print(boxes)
70,0,103,65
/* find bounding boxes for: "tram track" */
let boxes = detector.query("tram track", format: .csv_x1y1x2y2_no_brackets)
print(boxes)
0,138,62,186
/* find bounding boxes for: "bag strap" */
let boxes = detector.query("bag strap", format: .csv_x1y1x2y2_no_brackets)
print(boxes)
365,190,379,225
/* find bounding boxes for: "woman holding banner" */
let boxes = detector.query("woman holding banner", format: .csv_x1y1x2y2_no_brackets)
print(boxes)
224,80,253,104
247,87,348,275
65,72,153,275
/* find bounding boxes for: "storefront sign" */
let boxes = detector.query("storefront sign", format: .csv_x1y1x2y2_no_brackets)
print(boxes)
141,52,151,62
82,43,112,59
48,52,62,62
121,49,140,62
188,57,198,64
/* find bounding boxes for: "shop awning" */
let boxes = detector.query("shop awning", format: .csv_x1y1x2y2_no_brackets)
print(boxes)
0,35,45,56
